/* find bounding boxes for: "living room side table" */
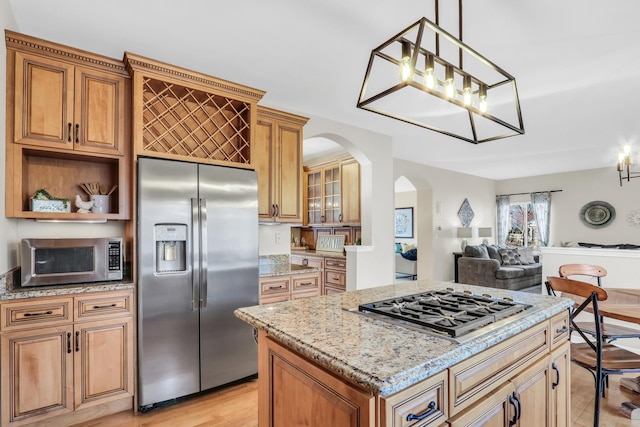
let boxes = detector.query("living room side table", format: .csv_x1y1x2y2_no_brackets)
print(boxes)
453,251,463,283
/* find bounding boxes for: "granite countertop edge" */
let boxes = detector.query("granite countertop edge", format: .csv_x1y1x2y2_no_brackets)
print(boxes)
1,281,135,301
235,280,574,397
259,264,321,278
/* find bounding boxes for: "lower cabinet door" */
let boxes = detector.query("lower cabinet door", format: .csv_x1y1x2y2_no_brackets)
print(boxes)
550,343,570,427
511,355,550,427
1,325,74,425
74,317,134,410
447,382,515,427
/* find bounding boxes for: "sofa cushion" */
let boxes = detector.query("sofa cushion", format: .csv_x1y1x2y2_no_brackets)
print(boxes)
496,267,525,279
519,263,542,276
485,244,502,263
517,247,536,264
498,248,521,265
395,243,403,253
402,243,415,253
464,245,489,259
401,248,417,261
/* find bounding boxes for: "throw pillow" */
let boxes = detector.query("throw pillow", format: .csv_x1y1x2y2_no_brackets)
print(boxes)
498,248,521,265
463,245,489,259
402,244,415,253
395,243,403,253
401,248,417,261
486,245,502,262
517,247,536,264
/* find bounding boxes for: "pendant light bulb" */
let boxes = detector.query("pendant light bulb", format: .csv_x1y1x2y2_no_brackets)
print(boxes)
445,65,455,99
400,41,412,82
424,54,435,90
479,84,488,113
462,75,472,105
623,144,633,165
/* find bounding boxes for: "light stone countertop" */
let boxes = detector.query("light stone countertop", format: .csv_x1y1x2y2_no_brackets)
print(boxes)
259,263,321,278
235,280,573,397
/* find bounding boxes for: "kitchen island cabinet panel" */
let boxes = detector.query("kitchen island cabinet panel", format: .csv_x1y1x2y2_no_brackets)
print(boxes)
447,382,514,427
259,330,375,427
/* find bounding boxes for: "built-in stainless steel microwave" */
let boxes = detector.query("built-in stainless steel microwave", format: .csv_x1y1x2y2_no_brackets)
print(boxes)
21,237,123,287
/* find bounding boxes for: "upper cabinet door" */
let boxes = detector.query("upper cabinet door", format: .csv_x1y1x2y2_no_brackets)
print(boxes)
255,117,275,219
14,51,74,149
73,67,126,155
276,123,303,222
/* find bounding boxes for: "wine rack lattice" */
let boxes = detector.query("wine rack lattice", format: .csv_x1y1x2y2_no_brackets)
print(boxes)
142,77,251,163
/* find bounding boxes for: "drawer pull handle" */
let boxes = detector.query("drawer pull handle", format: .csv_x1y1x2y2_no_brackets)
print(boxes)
268,285,283,290
67,332,72,354
406,401,437,422
75,123,80,143
93,303,117,310
75,331,80,352
333,276,339,280
24,310,53,317
299,282,313,286
67,123,72,142
556,326,568,334
508,394,518,426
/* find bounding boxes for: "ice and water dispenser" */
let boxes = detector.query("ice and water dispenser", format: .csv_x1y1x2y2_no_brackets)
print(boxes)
154,224,187,273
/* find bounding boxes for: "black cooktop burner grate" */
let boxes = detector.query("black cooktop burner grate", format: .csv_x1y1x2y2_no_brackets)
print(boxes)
358,289,531,338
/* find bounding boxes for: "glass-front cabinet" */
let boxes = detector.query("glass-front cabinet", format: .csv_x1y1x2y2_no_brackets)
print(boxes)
304,161,358,226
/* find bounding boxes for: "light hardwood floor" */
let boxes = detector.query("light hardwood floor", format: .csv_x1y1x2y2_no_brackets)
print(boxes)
71,366,640,427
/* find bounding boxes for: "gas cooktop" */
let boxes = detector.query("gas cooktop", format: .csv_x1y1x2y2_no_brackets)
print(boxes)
356,288,533,343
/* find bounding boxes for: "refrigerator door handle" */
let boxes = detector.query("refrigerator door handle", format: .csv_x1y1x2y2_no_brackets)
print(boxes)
191,198,200,311
199,198,208,310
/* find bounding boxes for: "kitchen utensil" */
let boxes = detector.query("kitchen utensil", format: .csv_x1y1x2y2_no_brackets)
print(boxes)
80,183,92,196
107,185,118,196
100,184,108,195
89,182,100,195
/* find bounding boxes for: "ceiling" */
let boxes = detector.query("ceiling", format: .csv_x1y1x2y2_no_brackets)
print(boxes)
8,0,640,180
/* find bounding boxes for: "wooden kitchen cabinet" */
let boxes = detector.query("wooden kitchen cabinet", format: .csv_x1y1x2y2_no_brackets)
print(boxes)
304,156,360,226
259,272,321,304
13,50,127,155
0,290,134,426
258,331,375,427
256,106,308,223
324,258,346,294
255,310,570,427
5,31,131,220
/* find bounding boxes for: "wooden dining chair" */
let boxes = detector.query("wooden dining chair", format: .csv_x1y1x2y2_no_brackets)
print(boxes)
556,263,640,343
546,277,640,427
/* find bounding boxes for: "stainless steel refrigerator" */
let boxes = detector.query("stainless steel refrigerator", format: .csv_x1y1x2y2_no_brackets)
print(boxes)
137,157,258,410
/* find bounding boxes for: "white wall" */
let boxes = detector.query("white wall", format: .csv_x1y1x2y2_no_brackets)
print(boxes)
258,224,292,256
496,167,640,247
1,1,18,272
394,159,496,282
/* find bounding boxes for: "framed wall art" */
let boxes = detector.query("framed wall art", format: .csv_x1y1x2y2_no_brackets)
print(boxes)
395,207,414,238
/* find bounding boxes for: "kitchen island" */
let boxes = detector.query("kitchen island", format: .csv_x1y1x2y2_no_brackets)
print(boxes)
235,280,574,427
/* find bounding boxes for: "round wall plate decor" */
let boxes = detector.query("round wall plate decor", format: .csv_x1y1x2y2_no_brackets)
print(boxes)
579,201,615,228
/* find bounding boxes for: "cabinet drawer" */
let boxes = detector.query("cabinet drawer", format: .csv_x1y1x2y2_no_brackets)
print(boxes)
291,255,323,269
448,320,549,416
74,291,133,321
260,293,291,305
324,285,345,295
292,274,320,293
325,269,345,286
382,370,448,427
260,277,291,297
1,297,73,331
550,311,569,350
325,258,346,270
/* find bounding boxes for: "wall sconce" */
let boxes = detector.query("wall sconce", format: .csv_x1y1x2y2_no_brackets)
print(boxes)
478,227,492,245
457,227,472,251
617,144,640,186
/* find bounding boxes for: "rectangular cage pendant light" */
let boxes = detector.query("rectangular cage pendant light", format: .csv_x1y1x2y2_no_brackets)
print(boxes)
357,14,524,144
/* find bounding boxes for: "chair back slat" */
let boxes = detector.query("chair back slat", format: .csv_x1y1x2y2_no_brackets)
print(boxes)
546,276,608,301
559,264,607,286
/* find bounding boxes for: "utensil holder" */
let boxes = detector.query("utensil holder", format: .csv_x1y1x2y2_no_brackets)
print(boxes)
90,195,109,214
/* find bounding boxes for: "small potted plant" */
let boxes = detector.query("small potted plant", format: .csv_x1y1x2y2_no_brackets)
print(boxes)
30,189,70,213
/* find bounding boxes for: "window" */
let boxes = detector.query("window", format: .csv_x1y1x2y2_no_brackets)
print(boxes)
507,202,539,248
